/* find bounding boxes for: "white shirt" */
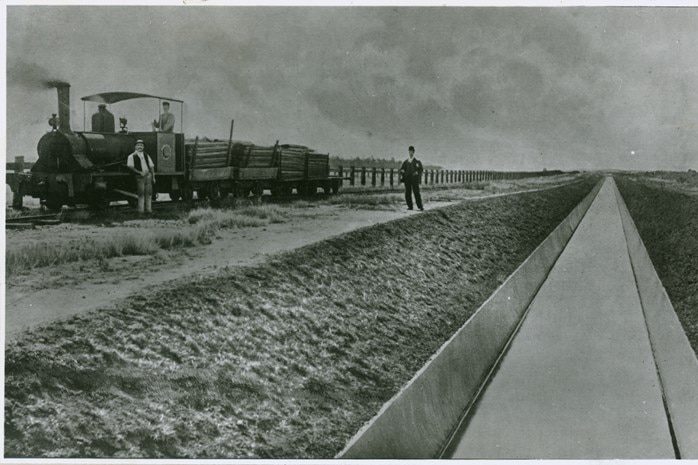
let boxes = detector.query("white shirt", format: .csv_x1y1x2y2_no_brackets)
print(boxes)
127,150,154,176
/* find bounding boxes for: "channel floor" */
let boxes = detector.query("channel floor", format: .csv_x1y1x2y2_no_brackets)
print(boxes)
445,178,676,459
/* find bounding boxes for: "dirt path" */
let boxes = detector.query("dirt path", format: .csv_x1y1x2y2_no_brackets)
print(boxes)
5,179,580,338
5,203,452,337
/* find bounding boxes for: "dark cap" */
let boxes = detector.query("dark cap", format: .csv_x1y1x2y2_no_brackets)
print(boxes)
408,146,415,152
162,101,170,106
98,103,107,108
135,139,145,146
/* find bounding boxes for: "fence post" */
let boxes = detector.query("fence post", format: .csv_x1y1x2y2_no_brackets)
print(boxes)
338,166,344,186
389,168,394,187
350,166,355,186
361,167,366,186
371,167,377,187
381,168,385,186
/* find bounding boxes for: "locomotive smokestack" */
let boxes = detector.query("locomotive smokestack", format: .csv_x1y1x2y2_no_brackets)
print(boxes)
48,81,72,133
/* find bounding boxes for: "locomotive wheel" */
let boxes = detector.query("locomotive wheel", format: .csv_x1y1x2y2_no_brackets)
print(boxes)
251,183,263,198
282,185,293,196
169,190,182,201
127,198,138,208
181,186,194,202
331,180,341,194
44,198,63,212
88,195,110,210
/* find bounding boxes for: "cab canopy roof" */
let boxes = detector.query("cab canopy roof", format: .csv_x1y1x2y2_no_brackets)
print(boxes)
81,92,183,104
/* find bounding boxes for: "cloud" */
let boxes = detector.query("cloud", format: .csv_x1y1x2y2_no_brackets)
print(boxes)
6,6,698,170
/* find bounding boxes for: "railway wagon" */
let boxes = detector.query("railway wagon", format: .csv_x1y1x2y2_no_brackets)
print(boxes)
6,84,341,210
187,140,339,200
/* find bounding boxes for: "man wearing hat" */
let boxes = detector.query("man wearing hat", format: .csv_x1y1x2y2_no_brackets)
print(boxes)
152,101,175,133
399,146,424,211
91,103,115,133
127,140,156,214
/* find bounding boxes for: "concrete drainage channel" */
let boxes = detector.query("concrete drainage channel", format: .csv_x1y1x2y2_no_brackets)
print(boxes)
337,177,698,459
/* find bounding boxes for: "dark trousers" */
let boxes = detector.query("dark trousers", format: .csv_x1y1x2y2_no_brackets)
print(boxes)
404,181,422,209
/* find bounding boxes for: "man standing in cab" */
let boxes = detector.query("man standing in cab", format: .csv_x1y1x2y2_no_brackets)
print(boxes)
152,101,175,133
127,140,156,215
91,103,115,133
399,145,424,211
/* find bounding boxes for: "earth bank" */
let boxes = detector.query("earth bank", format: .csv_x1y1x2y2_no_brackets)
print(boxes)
5,177,598,458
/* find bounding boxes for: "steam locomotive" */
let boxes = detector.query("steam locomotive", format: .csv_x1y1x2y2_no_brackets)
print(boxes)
7,84,342,211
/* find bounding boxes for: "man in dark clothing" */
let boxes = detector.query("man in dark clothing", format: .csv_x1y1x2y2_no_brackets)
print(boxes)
91,104,115,133
399,146,424,211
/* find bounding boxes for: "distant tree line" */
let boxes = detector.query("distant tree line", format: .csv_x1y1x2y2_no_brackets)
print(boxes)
329,155,442,170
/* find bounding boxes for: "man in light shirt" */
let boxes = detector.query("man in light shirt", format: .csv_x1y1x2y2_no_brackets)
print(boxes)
126,140,156,214
152,101,175,133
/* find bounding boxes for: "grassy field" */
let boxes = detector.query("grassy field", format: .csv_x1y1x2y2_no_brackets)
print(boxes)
6,205,289,276
615,175,698,356
6,175,579,276
5,177,597,458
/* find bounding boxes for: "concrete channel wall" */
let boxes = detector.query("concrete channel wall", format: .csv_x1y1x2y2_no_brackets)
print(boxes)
613,180,698,459
337,178,604,459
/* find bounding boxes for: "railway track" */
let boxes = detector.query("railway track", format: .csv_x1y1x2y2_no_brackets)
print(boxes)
5,180,564,230
5,213,62,229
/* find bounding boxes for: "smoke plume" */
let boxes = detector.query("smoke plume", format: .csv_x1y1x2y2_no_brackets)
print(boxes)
7,59,68,89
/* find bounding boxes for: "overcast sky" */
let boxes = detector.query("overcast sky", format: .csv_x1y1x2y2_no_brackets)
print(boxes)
5,5,698,170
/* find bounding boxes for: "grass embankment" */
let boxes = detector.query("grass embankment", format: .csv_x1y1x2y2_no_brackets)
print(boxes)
5,205,287,276
5,178,598,458
615,176,698,355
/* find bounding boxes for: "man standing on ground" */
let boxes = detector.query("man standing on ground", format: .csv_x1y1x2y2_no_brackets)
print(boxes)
127,140,156,215
152,101,175,133
400,145,424,211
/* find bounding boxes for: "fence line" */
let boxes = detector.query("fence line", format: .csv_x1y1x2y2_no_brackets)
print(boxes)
332,166,563,188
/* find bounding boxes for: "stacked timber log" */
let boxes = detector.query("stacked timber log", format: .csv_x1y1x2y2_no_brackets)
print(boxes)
307,152,329,179
279,145,308,180
240,146,276,168
185,139,254,169
189,141,229,169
